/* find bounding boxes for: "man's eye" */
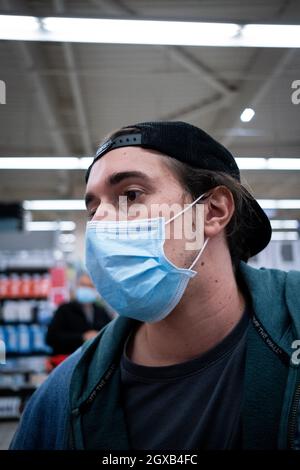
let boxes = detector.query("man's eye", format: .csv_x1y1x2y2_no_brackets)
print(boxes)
124,190,142,202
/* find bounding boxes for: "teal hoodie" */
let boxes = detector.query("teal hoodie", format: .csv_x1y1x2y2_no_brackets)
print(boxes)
10,263,300,450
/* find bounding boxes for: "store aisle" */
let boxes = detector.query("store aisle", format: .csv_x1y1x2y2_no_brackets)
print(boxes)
0,421,18,449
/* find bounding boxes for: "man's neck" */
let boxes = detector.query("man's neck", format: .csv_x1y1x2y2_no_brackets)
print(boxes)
127,247,246,367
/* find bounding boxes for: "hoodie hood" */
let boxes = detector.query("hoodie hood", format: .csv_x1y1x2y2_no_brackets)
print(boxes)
239,263,300,354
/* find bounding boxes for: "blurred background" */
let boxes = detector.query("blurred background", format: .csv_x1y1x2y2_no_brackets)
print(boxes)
0,0,300,446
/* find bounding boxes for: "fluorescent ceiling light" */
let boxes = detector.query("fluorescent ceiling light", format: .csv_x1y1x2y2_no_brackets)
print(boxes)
241,24,300,48
2,157,300,171
240,108,255,123
79,157,93,169
259,200,300,210
23,199,300,211
26,221,76,231
236,158,267,170
262,159,300,170
0,15,39,35
23,200,85,210
0,15,300,47
0,157,93,170
270,220,299,230
271,231,299,241
236,158,300,170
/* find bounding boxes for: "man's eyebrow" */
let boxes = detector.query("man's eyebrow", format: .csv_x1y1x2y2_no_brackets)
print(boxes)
108,171,150,186
85,171,151,208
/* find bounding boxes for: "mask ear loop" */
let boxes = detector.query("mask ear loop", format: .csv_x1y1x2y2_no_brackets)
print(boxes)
164,192,209,271
165,192,206,226
189,237,209,270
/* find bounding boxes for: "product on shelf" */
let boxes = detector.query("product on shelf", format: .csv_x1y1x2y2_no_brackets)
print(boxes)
36,300,54,324
18,325,31,354
0,272,52,300
9,274,21,298
0,396,21,418
20,273,31,298
0,274,9,299
0,299,54,324
40,273,51,298
0,324,51,355
2,301,20,322
0,244,68,419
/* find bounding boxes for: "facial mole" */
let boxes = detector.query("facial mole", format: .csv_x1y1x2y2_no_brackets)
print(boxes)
215,279,219,283
201,262,205,266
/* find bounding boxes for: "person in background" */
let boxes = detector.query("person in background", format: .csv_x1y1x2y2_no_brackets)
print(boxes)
46,272,111,355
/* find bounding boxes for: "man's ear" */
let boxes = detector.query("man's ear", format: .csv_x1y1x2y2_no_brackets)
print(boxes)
204,186,235,238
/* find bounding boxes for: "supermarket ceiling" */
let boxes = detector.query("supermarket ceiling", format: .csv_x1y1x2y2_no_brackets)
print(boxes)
0,0,300,222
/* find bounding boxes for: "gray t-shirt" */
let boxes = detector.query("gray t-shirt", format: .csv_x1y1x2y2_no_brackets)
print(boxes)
120,309,250,450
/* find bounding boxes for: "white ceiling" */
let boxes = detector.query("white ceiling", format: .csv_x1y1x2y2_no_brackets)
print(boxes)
0,0,300,224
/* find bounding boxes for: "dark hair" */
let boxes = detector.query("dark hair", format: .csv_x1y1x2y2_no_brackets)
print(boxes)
96,127,256,268
162,158,256,267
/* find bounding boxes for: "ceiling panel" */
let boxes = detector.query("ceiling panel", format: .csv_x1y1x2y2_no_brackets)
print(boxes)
0,0,299,224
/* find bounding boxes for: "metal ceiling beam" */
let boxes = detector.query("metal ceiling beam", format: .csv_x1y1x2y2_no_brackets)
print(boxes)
2,2,299,26
212,48,296,148
167,46,234,97
14,44,70,156
160,93,236,122
92,0,136,16
54,0,93,155
93,0,234,99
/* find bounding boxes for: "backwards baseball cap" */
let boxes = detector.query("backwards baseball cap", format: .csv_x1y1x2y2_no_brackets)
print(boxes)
86,121,272,258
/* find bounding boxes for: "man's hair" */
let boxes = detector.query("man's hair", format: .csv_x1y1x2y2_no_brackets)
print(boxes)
96,127,256,268
162,158,256,267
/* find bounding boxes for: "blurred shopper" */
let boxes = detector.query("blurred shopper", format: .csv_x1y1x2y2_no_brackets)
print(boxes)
11,122,300,450
46,273,111,355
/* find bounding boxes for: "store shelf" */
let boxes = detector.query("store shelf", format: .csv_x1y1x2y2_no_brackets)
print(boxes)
0,227,69,420
0,268,49,273
0,233,69,419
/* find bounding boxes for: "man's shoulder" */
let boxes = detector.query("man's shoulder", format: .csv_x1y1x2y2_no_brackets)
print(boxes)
10,348,83,449
240,262,300,342
239,262,300,302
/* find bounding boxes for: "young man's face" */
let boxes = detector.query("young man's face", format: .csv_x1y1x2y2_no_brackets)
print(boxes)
85,146,205,270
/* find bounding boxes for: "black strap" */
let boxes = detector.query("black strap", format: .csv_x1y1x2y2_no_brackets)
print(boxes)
251,314,290,366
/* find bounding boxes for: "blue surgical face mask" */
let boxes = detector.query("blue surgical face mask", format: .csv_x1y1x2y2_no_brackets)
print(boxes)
76,286,98,304
85,194,208,323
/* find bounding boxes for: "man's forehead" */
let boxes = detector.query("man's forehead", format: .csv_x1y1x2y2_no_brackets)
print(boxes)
87,146,167,185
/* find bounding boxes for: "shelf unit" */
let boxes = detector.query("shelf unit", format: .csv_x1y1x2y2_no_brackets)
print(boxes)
0,231,68,419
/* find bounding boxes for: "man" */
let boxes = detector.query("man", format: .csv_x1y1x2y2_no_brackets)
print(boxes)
46,272,111,355
10,122,300,450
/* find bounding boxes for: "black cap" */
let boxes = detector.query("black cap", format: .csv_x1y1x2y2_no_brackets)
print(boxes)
86,121,272,257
